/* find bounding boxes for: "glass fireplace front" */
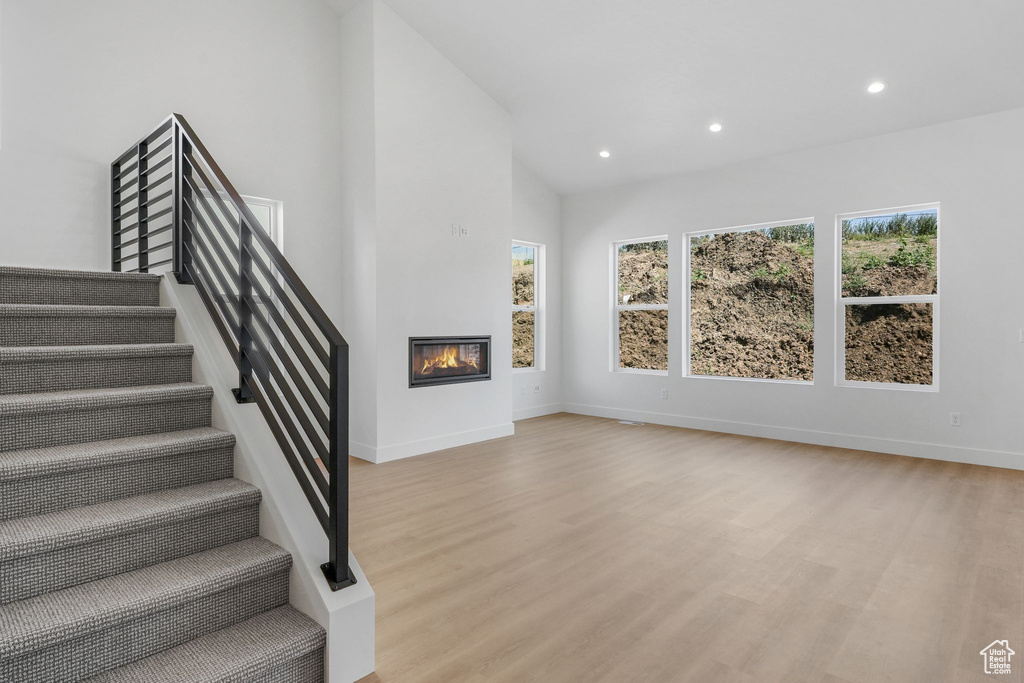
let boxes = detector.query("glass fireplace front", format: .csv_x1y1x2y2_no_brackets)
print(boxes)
409,336,491,387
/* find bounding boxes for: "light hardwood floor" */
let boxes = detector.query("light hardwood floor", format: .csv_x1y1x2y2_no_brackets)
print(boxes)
351,413,1024,683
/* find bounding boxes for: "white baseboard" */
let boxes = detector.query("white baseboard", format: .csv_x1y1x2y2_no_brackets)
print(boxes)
563,402,1024,471
351,423,515,463
349,440,377,463
513,402,565,421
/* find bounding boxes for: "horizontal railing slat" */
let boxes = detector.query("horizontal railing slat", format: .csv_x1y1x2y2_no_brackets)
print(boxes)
246,340,330,497
244,243,330,368
183,243,241,352
112,115,173,166
241,263,330,399
244,289,331,432
127,257,171,272
187,223,243,334
183,172,241,264
183,189,240,279
249,378,330,533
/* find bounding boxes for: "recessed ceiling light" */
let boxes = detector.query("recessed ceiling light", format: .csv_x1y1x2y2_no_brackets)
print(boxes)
599,150,610,158
867,81,886,94
709,123,723,133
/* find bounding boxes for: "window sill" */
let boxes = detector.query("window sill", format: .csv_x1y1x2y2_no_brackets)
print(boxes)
836,380,938,393
685,374,813,386
513,366,544,374
613,367,669,376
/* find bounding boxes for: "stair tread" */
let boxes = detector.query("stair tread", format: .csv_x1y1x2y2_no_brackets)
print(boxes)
0,303,175,317
0,478,260,561
0,343,193,361
0,427,234,483
0,382,213,415
83,606,325,683
0,265,160,283
0,537,290,658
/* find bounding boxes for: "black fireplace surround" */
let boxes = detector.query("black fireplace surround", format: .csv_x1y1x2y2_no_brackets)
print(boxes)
409,336,491,387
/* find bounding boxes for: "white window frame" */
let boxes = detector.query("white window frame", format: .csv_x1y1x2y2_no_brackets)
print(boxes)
835,203,940,392
611,236,669,375
240,194,285,253
682,218,816,385
512,240,544,372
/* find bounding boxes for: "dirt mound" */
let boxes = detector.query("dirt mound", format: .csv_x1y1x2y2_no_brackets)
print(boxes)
619,309,668,370
512,262,536,367
845,304,932,385
690,231,814,381
513,263,534,305
513,311,534,368
616,245,669,369
618,250,668,305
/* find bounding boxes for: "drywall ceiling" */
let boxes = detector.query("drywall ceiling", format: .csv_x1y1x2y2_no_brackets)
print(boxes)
328,0,1024,194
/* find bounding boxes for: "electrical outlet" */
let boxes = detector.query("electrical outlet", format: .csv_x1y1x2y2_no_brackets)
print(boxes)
520,385,526,395
660,388,668,399
1020,328,1024,343
460,225,469,237
534,384,541,393
950,412,961,427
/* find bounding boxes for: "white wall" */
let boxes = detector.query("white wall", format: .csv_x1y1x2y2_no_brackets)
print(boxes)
562,107,1024,468
337,0,379,454
0,0,346,321
511,160,564,419
337,1,515,462
372,1,513,459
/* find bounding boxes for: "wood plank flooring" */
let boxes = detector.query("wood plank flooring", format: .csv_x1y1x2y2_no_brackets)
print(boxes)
351,413,1024,682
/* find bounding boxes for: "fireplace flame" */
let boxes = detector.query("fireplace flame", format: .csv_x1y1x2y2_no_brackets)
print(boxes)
419,345,479,375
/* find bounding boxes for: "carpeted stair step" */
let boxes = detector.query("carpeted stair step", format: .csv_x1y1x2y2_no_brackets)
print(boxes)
0,383,213,452
0,265,160,307
0,537,291,682
0,479,261,604
0,428,236,521
0,304,176,346
84,606,326,683
0,343,193,394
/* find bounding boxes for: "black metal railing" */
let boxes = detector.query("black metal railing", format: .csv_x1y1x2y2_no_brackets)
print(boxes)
111,114,355,590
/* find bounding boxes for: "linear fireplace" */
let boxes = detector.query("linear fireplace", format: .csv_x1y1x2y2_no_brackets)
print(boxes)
409,336,491,388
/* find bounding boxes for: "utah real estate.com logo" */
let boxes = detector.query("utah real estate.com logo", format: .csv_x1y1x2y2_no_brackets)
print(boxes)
980,640,1014,675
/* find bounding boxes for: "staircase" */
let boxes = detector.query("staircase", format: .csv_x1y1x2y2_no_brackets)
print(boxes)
0,266,326,681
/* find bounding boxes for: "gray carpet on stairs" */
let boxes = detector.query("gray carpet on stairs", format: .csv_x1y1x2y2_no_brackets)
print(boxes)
0,266,326,682
0,304,178,346
0,343,194,393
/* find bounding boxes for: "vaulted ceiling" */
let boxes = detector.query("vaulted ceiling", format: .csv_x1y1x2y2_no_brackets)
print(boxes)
328,0,1024,194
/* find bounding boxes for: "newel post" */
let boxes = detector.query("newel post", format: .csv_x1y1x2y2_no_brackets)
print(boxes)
322,341,356,590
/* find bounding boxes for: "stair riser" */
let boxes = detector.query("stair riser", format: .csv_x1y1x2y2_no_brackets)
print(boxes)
0,569,289,682
0,355,192,394
1,504,259,605
0,273,160,307
0,445,235,521
0,315,175,346
254,649,325,683
0,397,211,452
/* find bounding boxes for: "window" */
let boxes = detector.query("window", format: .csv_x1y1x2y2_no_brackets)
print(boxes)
241,195,284,252
686,220,815,382
837,205,938,389
512,242,543,370
613,238,668,372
